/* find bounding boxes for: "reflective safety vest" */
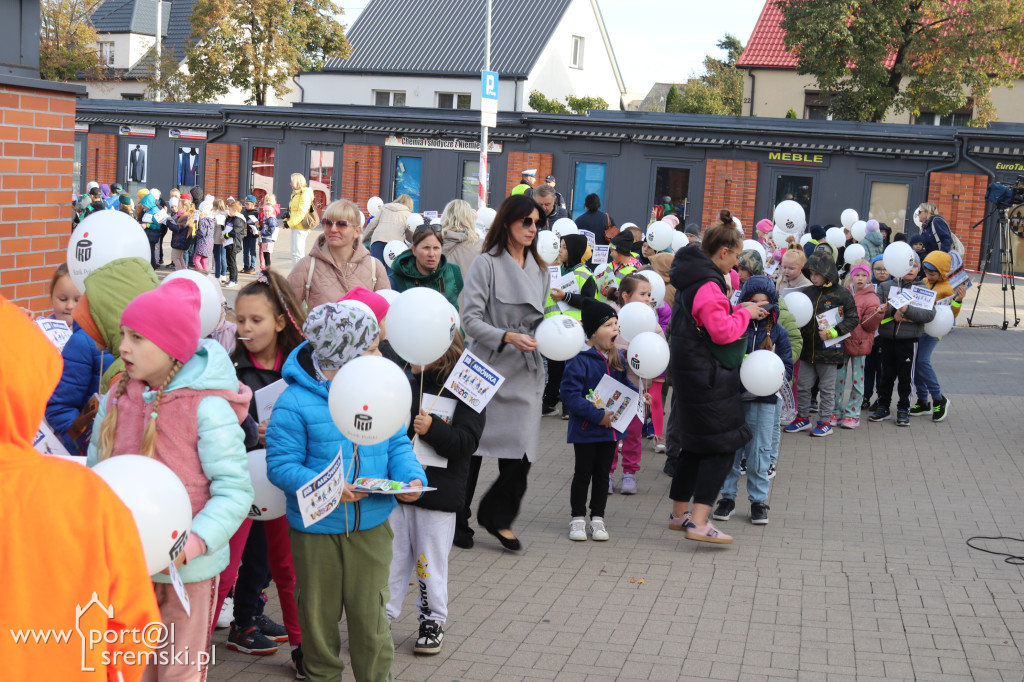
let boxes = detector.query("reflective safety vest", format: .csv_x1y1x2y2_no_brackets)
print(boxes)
510,182,530,196
544,264,595,319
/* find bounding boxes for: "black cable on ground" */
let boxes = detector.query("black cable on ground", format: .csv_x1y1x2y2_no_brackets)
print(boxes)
965,536,1024,565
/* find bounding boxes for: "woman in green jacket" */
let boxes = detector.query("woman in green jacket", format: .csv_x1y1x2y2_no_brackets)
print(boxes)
391,225,464,310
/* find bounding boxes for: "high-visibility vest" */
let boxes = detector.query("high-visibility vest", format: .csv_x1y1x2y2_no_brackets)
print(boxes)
544,264,595,319
510,182,530,196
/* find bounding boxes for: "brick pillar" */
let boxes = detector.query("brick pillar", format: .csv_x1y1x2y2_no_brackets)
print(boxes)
926,172,988,268
342,144,382,213
0,83,78,312
504,152,553,197
701,159,758,232
205,143,240,202
85,133,117,185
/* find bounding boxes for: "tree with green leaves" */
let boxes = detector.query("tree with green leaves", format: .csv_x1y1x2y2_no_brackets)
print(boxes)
181,0,351,105
777,0,1024,125
665,84,682,111
528,90,609,114
39,0,106,81
664,34,744,115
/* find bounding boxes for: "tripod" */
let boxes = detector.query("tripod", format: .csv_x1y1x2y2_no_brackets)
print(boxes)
967,206,1020,330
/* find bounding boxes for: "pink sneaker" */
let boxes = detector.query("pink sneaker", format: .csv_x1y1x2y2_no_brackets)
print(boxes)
828,414,840,426
668,511,693,531
841,417,860,429
684,521,733,544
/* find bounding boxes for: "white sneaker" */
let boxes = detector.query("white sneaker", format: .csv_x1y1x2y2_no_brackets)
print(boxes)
216,596,233,629
225,281,238,288
569,517,587,541
653,438,666,453
590,517,609,541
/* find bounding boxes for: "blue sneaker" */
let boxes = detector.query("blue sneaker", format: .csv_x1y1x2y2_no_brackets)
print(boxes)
784,416,812,433
810,421,833,437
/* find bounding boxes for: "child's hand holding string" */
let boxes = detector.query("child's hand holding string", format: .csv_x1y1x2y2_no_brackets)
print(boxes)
413,409,433,435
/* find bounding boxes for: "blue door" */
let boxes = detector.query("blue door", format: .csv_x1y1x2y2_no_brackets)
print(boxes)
572,162,606,219
394,156,422,211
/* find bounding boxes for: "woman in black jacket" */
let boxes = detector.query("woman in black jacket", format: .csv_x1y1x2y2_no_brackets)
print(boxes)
387,333,485,655
574,193,615,246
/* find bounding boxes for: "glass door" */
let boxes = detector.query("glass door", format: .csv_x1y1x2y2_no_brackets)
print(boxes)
571,161,607,219
308,149,336,214
393,156,422,211
653,166,690,223
773,173,815,220
250,146,276,204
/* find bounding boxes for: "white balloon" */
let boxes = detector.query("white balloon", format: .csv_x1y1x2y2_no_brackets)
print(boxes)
328,356,412,446
535,316,586,361
742,239,767,266
851,220,868,242
383,239,408,267
825,227,847,249
844,243,866,263
883,242,917,278
338,299,376,321
386,287,458,366
625,331,669,379
618,301,659,342
783,292,813,327
67,211,152,292
406,213,424,230
552,217,579,238
645,221,673,251
671,231,689,252
773,200,806,235
620,222,638,232
799,233,813,246
840,208,859,229
733,216,743,235
536,230,560,263
367,196,384,216
913,208,923,228
92,455,192,575
636,270,667,307
475,207,496,235
740,349,786,397
771,226,797,249
376,289,400,305
162,269,220,338
246,449,286,520
924,305,955,337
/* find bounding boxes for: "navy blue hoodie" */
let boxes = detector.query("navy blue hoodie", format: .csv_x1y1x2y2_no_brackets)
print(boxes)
738,276,793,404
561,346,636,443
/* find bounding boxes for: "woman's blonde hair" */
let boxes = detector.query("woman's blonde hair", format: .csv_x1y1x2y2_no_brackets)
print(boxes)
395,194,414,210
213,198,226,212
440,199,478,244
291,173,307,190
96,360,184,461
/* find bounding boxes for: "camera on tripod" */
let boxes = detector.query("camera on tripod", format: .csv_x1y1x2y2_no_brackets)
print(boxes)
985,175,1024,209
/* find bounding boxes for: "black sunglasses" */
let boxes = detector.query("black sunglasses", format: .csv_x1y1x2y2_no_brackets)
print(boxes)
519,216,545,228
416,223,442,235
321,219,350,229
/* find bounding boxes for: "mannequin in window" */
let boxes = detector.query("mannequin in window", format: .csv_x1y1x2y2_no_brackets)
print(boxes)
128,145,146,182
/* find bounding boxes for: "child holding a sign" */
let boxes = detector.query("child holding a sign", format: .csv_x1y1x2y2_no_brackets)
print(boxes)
911,251,966,422
561,300,644,541
388,333,485,654
833,262,882,429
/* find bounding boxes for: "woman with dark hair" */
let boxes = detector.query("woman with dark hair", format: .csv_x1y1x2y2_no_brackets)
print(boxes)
458,195,549,550
665,209,769,545
390,224,464,310
575,193,616,246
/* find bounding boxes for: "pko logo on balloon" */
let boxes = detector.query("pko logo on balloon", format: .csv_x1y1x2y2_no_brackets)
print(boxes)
76,237,92,262
354,413,373,432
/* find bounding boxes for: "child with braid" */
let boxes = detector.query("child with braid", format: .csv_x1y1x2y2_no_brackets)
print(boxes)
88,278,255,681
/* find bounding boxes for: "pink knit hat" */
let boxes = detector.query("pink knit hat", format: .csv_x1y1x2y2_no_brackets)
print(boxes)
849,263,871,279
339,286,390,324
755,218,773,234
121,278,201,364
662,214,679,228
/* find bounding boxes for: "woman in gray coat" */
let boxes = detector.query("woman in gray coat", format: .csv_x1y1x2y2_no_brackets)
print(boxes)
459,195,549,551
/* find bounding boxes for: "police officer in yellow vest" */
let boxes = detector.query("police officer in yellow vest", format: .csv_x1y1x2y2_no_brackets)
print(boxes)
542,234,596,416
510,169,537,197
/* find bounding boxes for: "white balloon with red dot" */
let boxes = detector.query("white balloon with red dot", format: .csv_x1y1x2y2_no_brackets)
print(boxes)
740,349,786,397
385,287,457,366
246,449,286,520
783,292,813,328
627,331,670,379
773,200,806,235
552,218,579,238
883,241,917,279
645,221,673,251
535,316,586,361
66,210,152,292
618,301,659,342
636,270,667,308
162,269,220,338
329,356,412,446
92,454,193,575
536,230,560,263
367,196,384,216
383,240,408,267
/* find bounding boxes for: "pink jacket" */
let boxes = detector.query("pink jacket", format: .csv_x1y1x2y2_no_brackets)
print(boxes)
844,284,883,356
692,281,751,344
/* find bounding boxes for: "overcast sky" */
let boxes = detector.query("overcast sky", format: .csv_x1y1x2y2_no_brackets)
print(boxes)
337,0,768,96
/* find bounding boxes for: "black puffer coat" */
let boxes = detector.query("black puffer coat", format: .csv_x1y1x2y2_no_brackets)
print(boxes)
800,247,859,365
668,244,751,454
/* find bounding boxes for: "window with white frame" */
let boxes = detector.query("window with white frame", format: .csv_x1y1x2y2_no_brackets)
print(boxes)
374,90,406,107
570,36,584,69
437,92,471,109
98,42,115,66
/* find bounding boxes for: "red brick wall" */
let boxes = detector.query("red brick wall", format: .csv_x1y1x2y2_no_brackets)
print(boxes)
504,152,553,197
701,159,758,231
86,133,117,185
926,172,987,268
205,143,240,202
341,144,382,212
0,84,77,312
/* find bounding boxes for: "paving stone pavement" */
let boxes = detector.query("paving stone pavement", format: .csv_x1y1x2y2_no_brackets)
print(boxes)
159,233,1024,680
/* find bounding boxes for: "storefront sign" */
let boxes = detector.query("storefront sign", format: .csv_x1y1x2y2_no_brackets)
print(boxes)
169,128,208,140
74,122,89,133
767,151,826,166
995,161,1024,172
385,135,502,154
118,125,156,137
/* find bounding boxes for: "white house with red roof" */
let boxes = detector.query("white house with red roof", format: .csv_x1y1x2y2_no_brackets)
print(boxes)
736,1,1024,125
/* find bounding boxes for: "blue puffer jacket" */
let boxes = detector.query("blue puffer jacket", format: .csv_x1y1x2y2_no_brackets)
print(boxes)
265,342,426,535
738,276,794,404
45,324,114,455
561,346,636,443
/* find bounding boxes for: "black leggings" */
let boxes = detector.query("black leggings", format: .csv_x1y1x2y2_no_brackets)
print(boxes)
570,441,615,518
669,449,734,507
877,337,916,410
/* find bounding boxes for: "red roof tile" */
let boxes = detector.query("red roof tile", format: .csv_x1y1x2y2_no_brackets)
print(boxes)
737,1,796,69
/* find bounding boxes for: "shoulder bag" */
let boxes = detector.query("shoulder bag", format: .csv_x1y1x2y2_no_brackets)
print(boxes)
679,286,748,369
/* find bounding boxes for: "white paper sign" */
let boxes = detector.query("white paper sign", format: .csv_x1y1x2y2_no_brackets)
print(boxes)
765,259,779,277
909,285,937,310
551,272,580,313
255,379,288,423
412,394,455,469
816,307,851,348
298,451,347,528
215,214,226,226
33,421,73,457
589,374,640,433
888,289,914,310
423,211,439,221
222,237,234,247
592,245,609,267
36,318,72,352
580,230,596,250
167,563,191,617
549,266,562,283
444,349,504,413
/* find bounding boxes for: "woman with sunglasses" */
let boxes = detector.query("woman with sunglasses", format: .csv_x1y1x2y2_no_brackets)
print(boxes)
286,199,389,310
390,223,464,310
458,195,550,551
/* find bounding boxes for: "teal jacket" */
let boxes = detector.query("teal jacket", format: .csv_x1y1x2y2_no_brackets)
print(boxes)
390,250,464,311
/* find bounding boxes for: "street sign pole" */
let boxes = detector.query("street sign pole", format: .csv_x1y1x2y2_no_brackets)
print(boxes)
479,0,493,209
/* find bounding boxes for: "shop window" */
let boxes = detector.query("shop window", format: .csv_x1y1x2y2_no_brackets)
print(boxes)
653,167,690,221
125,143,148,198
394,156,422,212
868,181,910,233
72,140,83,197
571,36,584,69
774,174,813,220
250,146,276,204
374,90,407,107
309,150,335,213
438,93,472,109
176,146,202,191
572,162,606,219
461,160,484,206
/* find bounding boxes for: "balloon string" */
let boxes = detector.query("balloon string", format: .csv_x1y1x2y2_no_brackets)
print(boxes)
343,443,358,538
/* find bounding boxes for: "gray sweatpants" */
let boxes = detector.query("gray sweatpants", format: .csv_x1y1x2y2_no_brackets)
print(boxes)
797,361,838,421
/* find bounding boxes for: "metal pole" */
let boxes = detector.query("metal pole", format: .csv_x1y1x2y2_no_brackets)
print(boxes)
478,0,491,210
155,0,162,102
